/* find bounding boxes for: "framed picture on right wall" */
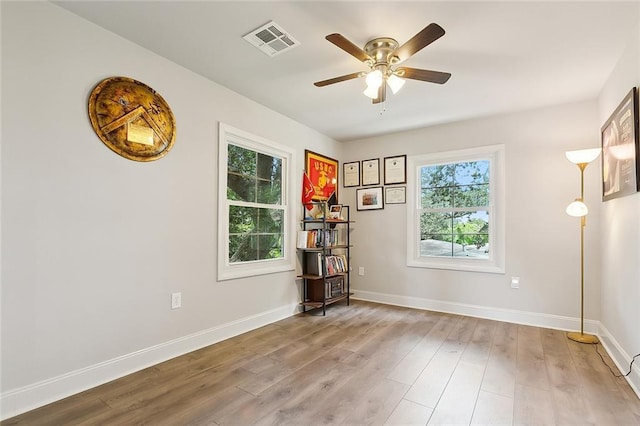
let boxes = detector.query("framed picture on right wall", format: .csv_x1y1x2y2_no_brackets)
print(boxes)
601,87,640,201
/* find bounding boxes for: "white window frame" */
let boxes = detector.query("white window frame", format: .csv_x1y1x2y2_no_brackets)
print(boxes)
407,144,505,274
218,123,295,281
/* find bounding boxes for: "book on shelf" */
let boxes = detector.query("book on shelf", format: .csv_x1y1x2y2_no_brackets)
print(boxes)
305,252,323,276
304,252,348,277
296,229,340,249
307,275,344,301
326,276,344,298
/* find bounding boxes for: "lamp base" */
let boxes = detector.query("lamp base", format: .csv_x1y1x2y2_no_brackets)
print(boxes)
567,331,598,344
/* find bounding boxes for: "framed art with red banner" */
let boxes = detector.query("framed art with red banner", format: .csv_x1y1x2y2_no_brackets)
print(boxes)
305,150,338,201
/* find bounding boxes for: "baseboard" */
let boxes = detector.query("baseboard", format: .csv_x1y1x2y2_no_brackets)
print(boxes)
351,289,599,334
597,324,640,399
0,303,298,421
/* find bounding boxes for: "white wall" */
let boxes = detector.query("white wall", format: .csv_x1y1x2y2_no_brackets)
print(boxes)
343,101,603,330
597,16,640,394
0,2,339,419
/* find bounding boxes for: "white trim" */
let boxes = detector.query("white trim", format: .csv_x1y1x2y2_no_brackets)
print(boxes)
406,144,505,274
217,123,296,281
351,289,599,333
0,303,298,421
597,324,640,399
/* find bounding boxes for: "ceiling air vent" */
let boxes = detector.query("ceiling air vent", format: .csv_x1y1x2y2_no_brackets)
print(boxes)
243,21,300,57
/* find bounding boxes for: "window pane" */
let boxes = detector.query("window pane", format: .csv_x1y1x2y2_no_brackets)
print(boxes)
229,205,256,234
453,183,489,208
257,208,283,233
257,178,281,204
420,236,453,257
228,144,256,175
257,153,282,180
452,211,489,258
421,187,452,208
228,206,284,263
421,164,455,188
258,234,283,260
227,174,256,202
419,210,489,259
420,212,452,238
244,153,282,204
453,161,489,185
229,234,258,263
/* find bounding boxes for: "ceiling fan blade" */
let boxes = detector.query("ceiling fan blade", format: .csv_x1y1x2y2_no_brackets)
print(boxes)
314,72,363,87
373,83,386,104
326,33,372,63
393,23,445,63
396,67,451,84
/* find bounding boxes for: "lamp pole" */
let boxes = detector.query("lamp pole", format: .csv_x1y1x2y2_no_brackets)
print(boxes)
566,160,598,344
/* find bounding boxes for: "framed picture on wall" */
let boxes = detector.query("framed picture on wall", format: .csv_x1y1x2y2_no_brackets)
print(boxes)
361,158,380,186
305,150,338,201
385,186,406,204
343,161,360,187
384,155,407,185
356,187,384,210
601,87,639,201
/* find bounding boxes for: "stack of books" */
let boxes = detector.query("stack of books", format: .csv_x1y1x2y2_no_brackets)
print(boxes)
305,252,348,276
296,229,340,249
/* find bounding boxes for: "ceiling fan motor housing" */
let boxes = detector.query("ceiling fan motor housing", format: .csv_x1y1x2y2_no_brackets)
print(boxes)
364,37,400,67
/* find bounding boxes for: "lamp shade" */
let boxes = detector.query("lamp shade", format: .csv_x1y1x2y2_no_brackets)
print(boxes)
566,199,588,217
565,148,601,165
363,85,379,99
365,70,383,89
387,74,406,94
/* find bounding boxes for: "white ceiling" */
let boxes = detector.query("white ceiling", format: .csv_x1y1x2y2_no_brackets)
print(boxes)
55,1,638,142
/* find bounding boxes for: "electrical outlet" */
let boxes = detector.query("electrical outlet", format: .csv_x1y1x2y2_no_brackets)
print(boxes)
511,277,520,289
171,292,182,309
358,267,365,276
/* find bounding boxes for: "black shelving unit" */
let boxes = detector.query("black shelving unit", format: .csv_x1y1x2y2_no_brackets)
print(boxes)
297,201,351,315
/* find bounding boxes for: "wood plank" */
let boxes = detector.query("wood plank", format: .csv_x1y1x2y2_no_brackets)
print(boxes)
340,378,408,425
513,383,556,425
515,325,550,391
384,399,433,426
427,360,485,425
386,313,455,385
470,390,513,425
481,321,517,397
404,315,475,408
540,328,597,425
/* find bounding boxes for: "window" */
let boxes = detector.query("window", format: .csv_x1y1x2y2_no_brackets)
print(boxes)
218,123,295,280
407,145,505,273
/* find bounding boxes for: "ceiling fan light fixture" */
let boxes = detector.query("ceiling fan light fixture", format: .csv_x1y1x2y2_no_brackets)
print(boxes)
365,69,383,89
363,85,379,99
387,73,405,94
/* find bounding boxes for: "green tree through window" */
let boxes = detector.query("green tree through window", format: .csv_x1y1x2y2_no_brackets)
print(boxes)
419,161,490,258
227,144,284,263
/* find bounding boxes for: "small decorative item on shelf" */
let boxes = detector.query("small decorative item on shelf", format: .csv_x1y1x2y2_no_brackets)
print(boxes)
328,204,342,219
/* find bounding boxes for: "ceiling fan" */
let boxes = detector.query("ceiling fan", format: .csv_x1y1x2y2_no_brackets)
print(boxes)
314,23,451,104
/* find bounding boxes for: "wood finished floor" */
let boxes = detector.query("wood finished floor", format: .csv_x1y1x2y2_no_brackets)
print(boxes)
4,300,640,425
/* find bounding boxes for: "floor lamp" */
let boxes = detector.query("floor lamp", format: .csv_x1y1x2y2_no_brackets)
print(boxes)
565,148,601,344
